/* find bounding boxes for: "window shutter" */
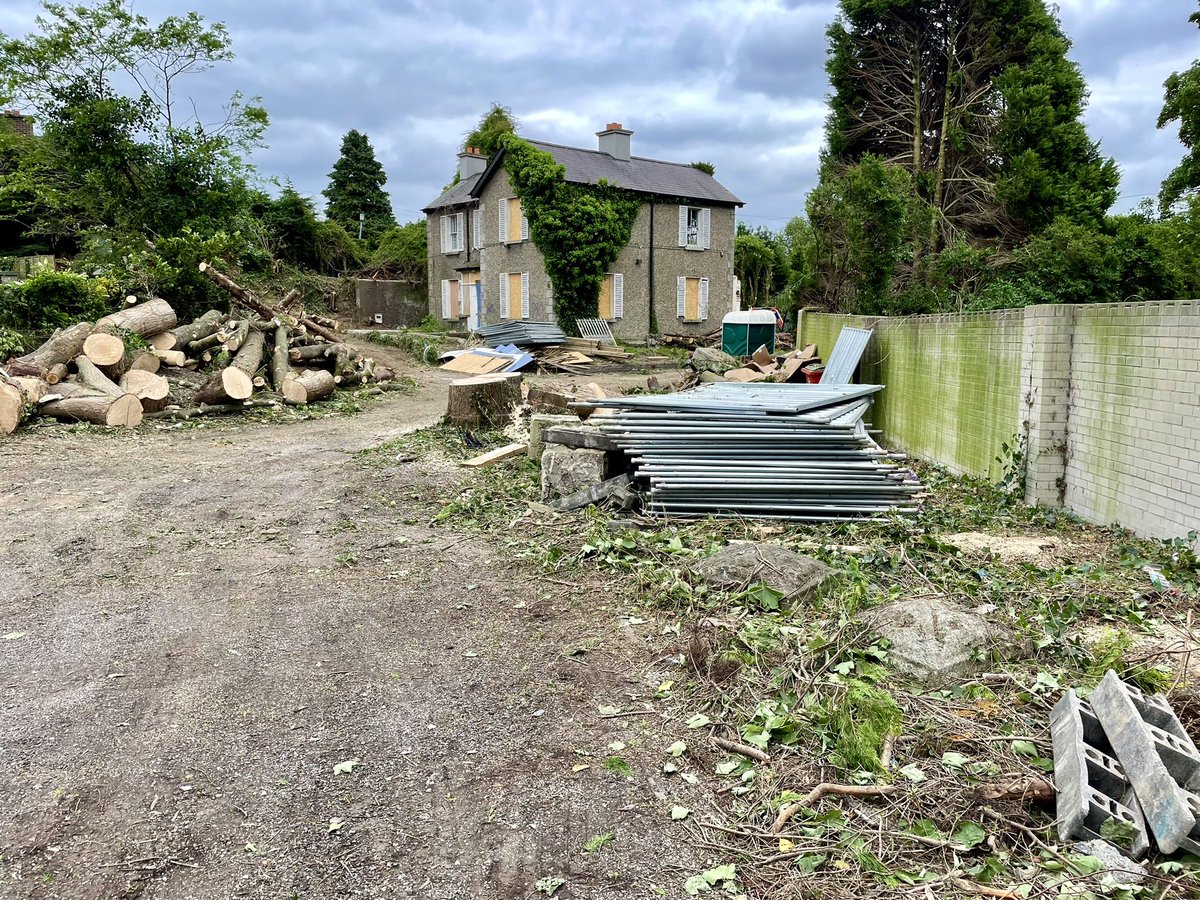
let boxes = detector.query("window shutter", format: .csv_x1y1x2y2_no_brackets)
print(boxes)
457,213,465,251
499,273,509,319
678,206,687,247
520,214,529,241
440,279,451,318
473,204,482,249
612,273,624,319
499,200,508,243
521,273,530,319
699,278,710,320
440,216,449,253
677,276,686,317
700,208,711,250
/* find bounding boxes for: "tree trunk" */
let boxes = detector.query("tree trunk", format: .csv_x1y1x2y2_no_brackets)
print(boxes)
282,368,336,405
160,309,224,351
222,319,251,353
40,393,143,428
0,381,22,434
82,332,126,367
95,297,178,336
129,351,161,374
188,330,226,354
46,363,68,384
75,357,127,398
151,348,187,367
198,262,341,342
7,322,93,378
374,365,395,383
446,373,522,427
119,369,170,410
289,343,338,362
194,329,264,404
271,325,291,392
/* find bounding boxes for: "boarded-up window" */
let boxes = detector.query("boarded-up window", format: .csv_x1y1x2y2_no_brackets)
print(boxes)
509,272,525,319
677,276,709,322
506,197,525,243
599,273,624,320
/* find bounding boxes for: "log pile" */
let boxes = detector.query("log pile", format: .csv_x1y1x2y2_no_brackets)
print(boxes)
0,262,393,435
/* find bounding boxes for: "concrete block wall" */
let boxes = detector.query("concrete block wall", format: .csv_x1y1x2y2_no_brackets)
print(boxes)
801,301,1200,542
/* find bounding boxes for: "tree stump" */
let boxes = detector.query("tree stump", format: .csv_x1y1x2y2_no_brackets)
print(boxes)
446,373,522,427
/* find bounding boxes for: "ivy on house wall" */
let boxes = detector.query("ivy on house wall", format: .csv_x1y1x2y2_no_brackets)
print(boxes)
501,136,641,334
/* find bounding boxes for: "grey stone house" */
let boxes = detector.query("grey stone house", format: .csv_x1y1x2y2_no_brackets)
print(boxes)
422,124,743,340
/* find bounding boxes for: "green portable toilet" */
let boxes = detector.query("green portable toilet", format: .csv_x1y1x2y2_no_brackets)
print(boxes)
721,310,777,357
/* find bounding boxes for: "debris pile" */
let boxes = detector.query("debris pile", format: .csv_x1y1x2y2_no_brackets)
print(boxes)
692,343,821,384
477,321,567,347
0,262,392,432
561,382,923,521
1053,671,1200,860
441,328,639,376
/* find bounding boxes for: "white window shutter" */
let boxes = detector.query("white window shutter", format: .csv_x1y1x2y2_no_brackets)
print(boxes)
699,278,710,320
678,206,687,247
440,216,449,253
473,205,482,249
612,274,624,319
457,212,465,250
440,279,451,318
677,276,686,317
520,214,529,241
521,272,530,319
700,208,711,250
499,274,509,319
499,200,508,243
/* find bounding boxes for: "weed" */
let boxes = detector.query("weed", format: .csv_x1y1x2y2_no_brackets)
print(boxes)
582,832,614,853
601,757,633,777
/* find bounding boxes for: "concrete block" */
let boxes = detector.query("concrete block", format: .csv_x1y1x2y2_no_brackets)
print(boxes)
1051,690,1150,859
1090,671,1199,854
540,446,607,501
528,414,580,460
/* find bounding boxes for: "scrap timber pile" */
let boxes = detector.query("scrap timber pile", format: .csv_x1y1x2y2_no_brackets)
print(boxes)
575,382,923,521
0,262,393,434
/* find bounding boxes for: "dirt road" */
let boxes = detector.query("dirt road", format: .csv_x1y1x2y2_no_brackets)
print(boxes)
0,366,700,899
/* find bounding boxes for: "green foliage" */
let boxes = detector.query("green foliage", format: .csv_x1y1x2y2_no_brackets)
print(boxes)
263,185,321,269
322,130,395,243
369,221,427,280
462,103,518,159
734,233,778,309
0,268,115,334
0,0,267,244
822,680,902,773
807,155,911,314
689,161,716,176
501,136,640,334
1157,4,1200,211
0,325,26,357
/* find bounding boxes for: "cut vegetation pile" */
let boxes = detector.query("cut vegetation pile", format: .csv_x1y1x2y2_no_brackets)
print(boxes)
0,263,397,432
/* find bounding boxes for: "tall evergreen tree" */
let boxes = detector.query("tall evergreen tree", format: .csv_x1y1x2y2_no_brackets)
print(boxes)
322,129,395,243
823,0,1116,247
1157,2,1200,212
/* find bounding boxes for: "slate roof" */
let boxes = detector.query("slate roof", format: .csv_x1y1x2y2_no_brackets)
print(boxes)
422,172,482,211
466,140,742,207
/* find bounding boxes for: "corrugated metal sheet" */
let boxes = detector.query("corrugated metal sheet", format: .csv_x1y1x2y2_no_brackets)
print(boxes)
821,327,874,385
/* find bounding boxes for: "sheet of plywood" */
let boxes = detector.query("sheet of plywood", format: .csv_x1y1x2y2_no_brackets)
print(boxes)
463,442,528,468
440,351,513,375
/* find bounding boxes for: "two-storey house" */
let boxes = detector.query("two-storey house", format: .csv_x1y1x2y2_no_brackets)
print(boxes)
423,124,743,341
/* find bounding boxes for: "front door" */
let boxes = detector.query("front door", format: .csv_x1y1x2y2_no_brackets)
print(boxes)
465,276,481,331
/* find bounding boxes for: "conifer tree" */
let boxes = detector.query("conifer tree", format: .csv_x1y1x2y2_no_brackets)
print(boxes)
322,129,395,243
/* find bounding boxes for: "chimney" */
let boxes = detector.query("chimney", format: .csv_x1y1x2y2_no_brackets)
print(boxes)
597,122,632,161
457,146,488,179
2,110,33,137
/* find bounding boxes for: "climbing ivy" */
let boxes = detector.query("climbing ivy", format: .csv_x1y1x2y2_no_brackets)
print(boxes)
501,136,641,334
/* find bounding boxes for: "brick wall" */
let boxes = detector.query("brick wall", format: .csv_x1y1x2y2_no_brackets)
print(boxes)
800,301,1200,542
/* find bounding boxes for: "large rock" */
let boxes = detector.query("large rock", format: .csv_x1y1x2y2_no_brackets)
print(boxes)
693,543,833,601
867,598,1003,681
690,347,741,375
540,446,607,500
527,414,581,459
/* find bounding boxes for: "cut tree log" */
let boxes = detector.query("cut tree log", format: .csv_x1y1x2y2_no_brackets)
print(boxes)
160,309,224,351
129,351,161,374
271,325,291,392
81,332,126,367
151,348,187,367
289,343,338,362
120,369,170,402
281,368,335,405
10,376,49,405
194,328,264,405
0,381,22,434
188,330,226,354
198,262,341,342
374,365,395,383
222,319,251,353
75,357,127,398
446,373,522,427
95,297,178,336
7,322,93,378
46,363,68,384
40,393,143,428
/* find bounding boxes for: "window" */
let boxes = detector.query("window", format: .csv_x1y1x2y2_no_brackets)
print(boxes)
599,273,624,320
499,197,529,243
441,212,464,253
499,272,530,320
440,279,461,319
676,276,709,322
678,205,711,250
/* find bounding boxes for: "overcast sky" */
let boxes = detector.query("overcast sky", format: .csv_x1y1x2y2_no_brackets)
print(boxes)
1,0,1196,227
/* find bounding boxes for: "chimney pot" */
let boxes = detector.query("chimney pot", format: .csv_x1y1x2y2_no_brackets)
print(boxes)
606,122,622,131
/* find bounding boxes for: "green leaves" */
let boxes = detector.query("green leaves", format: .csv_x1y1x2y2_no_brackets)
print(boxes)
685,714,711,729
582,832,614,853
670,805,691,821
953,822,987,850
683,863,738,896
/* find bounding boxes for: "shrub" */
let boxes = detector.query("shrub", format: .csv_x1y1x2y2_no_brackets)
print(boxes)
0,268,116,334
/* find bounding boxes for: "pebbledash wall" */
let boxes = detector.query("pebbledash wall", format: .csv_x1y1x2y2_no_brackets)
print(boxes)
800,301,1200,542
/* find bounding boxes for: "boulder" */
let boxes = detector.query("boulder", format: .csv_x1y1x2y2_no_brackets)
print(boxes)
693,542,834,601
690,346,741,375
540,446,607,500
867,598,1003,681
